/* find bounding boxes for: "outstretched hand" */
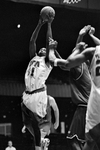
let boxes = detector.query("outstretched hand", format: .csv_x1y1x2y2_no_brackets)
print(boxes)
79,25,91,36
47,12,54,23
89,27,95,35
49,37,58,49
39,15,48,25
39,12,54,25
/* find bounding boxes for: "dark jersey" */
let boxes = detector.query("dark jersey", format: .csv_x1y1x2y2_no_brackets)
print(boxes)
69,63,91,105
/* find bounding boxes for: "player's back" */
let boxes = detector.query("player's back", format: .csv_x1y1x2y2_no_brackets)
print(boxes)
85,45,100,133
69,63,91,105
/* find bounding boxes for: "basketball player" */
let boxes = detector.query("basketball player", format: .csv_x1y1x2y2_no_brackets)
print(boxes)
22,95,59,150
40,95,59,150
66,26,92,150
82,27,100,150
49,26,98,150
21,11,58,150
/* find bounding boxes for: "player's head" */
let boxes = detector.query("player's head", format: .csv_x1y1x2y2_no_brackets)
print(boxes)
73,42,88,53
8,141,13,147
77,42,88,51
38,47,46,57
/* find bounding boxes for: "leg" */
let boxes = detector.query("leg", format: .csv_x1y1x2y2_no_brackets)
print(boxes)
39,98,51,150
82,132,98,150
67,106,87,150
21,103,41,150
82,140,96,150
35,146,41,150
68,137,83,150
40,122,51,150
89,123,100,150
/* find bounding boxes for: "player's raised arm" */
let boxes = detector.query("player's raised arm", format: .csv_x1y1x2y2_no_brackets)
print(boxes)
59,25,91,71
76,25,91,45
46,22,53,59
89,27,100,46
70,25,91,58
45,7,55,59
29,16,46,59
48,38,58,65
54,43,95,70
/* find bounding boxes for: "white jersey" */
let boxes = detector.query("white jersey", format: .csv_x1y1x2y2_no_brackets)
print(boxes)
25,55,52,91
86,45,100,133
23,55,52,118
5,147,16,150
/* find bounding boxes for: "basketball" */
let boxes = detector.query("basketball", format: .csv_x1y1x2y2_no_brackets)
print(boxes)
40,6,55,22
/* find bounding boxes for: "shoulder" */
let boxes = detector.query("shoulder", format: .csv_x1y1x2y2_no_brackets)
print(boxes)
30,52,37,60
96,45,100,52
29,55,41,63
83,47,96,56
96,45,100,48
13,147,16,150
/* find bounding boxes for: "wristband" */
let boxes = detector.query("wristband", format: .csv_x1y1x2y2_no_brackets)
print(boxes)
54,59,58,66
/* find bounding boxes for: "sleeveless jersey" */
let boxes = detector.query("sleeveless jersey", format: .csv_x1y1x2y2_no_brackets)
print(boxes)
90,45,100,88
25,55,52,91
69,63,91,105
86,45,100,133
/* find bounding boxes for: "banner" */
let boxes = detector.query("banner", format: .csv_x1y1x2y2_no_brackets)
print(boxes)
10,0,60,4
10,0,100,10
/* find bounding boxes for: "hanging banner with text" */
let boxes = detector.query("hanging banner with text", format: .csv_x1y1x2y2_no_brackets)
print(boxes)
9,0,100,10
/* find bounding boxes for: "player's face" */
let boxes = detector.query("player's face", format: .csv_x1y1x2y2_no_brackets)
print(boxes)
8,141,12,147
75,42,88,52
49,39,58,49
38,48,46,56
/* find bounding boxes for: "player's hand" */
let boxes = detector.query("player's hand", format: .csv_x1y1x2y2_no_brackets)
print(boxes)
79,25,91,36
54,120,59,129
47,12,54,23
49,37,58,49
89,27,95,35
39,16,48,25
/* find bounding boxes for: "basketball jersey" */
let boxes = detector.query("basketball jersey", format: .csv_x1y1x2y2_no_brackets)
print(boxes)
25,55,52,91
86,45,100,132
90,45,100,88
69,63,91,105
